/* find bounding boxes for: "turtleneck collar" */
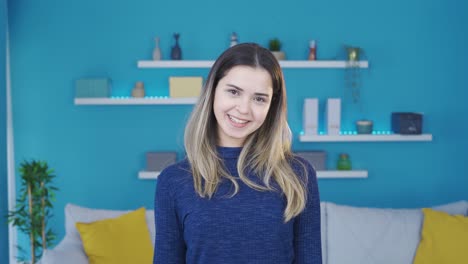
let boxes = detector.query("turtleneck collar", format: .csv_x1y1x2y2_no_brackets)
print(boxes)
216,146,243,159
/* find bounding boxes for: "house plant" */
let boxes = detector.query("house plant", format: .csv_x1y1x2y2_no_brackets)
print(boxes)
344,45,365,103
343,45,373,132
7,160,58,263
269,38,286,60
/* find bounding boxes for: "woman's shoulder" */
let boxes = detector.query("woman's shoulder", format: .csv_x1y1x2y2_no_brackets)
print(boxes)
160,158,190,174
157,159,193,187
288,154,317,178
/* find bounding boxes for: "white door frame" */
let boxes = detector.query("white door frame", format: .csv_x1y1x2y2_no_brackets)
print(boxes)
6,10,17,263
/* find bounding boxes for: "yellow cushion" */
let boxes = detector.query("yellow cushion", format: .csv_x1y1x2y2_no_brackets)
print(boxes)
76,207,153,264
413,208,468,264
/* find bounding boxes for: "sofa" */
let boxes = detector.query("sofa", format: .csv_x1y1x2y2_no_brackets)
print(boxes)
39,200,468,264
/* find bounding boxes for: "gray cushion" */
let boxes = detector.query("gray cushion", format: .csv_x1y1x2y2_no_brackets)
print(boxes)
320,202,327,264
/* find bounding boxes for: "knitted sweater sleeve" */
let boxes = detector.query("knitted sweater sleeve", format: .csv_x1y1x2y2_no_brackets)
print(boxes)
153,168,186,264
293,160,322,264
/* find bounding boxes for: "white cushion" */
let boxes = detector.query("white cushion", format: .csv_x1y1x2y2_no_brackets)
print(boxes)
64,203,155,247
432,200,468,215
325,200,468,264
39,237,88,264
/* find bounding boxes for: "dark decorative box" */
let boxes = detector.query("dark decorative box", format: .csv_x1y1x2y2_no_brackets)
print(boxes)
295,151,326,171
146,152,177,172
391,112,423,134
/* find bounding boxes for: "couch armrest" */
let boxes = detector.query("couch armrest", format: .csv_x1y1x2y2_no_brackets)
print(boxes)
39,238,88,264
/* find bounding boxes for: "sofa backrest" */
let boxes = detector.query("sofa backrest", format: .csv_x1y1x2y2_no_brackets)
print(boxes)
63,200,468,264
320,200,468,264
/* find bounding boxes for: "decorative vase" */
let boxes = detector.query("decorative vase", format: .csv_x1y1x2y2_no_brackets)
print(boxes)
230,32,238,47
272,51,286,61
308,40,317,60
337,153,352,170
171,33,182,60
356,120,373,134
152,37,162,60
131,81,145,98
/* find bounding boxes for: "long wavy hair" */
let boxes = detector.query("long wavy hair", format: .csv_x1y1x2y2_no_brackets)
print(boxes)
184,43,308,222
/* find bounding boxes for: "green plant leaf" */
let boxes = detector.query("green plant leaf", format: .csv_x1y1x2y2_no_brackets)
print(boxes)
8,159,59,262
268,38,281,51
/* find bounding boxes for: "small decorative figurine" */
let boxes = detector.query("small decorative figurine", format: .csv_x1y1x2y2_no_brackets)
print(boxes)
131,81,145,98
152,37,162,60
171,33,182,60
230,32,238,47
308,40,317,60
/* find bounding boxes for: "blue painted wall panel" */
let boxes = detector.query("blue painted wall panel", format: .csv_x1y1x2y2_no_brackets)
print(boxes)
1,0,9,262
7,0,468,248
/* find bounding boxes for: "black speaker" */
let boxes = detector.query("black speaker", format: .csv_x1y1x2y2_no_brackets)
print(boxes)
391,112,423,134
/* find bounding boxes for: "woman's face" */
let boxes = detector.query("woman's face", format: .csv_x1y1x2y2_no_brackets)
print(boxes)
213,66,273,147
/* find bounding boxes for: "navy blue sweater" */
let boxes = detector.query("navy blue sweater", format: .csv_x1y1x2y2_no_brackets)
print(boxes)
153,147,322,264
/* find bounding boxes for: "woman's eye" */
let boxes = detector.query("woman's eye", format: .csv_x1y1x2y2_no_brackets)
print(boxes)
227,89,239,95
254,96,267,103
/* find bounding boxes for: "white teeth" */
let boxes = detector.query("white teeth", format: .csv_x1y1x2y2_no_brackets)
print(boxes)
228,115,248,124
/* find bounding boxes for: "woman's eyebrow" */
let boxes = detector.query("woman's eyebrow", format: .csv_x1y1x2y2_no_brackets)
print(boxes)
226,83,243,91
226,84,270,97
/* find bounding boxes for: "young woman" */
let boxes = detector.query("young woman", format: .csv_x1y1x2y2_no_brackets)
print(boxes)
154,43,322,264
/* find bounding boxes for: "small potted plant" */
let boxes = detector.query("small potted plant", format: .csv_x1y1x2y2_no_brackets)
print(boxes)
7,160,59,263
269,38,286,61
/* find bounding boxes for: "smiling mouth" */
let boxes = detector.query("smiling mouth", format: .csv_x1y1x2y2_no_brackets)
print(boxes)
228,114,249,126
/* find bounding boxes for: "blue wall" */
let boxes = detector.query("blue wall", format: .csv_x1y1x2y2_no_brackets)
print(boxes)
7,0,468,247
1,0,9,262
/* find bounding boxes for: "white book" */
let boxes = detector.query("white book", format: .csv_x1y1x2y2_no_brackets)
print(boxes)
326,98,341,135
303,98,319,135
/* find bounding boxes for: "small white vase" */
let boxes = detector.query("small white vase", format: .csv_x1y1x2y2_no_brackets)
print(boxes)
152,37,162,61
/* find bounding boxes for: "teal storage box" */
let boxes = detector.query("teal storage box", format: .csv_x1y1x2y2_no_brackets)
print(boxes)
75,78,111,98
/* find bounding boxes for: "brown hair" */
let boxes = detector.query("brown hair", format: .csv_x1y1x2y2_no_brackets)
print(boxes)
184,43,308,222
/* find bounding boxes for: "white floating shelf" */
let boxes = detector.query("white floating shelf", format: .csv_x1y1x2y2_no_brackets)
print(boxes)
300,134,433,142
138,60,214,68
137,60,369,69
280,60,369,68
138,171,160,179
74,97,198,105
138,170,367,180
317,170,368,179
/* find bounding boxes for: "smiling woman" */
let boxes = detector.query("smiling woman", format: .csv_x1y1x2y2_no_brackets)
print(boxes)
153,43,322,264
213,66,273,147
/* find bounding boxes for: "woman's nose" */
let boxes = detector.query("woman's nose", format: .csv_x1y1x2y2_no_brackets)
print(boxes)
236,99,250,114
